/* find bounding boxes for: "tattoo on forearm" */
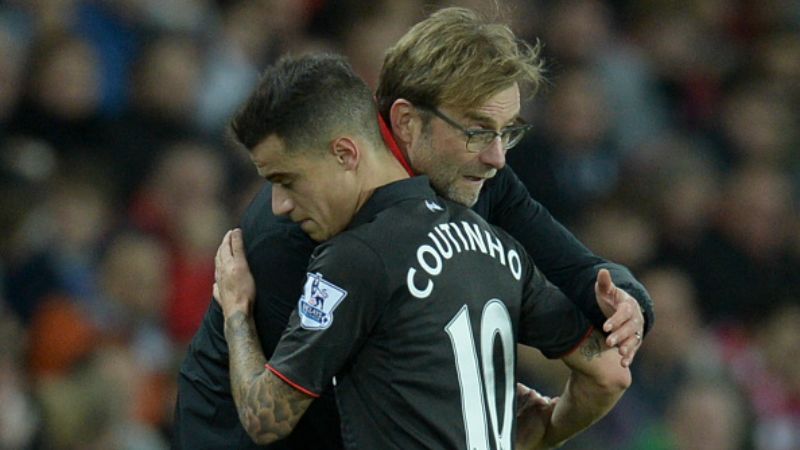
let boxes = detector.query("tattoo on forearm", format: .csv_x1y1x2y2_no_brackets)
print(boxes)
580,331,603,362
225,312,312,443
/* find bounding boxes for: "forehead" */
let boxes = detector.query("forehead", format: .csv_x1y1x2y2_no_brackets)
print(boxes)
452,83,521,125
250,134,297,178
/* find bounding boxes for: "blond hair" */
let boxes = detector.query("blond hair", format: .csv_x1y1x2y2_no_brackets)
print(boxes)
376,7,544,119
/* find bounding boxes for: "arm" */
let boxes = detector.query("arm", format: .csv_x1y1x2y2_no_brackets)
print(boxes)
541,330,631,448
224,311,313,444
214,229,313,445
515,257,631,449
482,167,653,365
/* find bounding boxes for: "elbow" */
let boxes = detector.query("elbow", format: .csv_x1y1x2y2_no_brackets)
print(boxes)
246,428,286,446
586,364,631,399
598,366,632,396
241,412,289,446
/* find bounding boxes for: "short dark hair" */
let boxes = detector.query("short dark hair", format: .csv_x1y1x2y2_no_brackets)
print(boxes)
230,53,381,153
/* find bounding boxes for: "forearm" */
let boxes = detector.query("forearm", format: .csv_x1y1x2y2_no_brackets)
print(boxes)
539,330,631,448
543,368,627,447
224,311,309,444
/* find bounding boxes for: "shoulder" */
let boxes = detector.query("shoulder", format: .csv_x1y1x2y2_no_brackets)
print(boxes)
313,233,385,274
473,167,530,219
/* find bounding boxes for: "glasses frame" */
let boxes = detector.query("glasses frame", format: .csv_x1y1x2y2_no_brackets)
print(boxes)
418,105,532,153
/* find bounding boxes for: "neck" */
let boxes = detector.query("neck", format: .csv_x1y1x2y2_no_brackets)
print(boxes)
354,149,410,213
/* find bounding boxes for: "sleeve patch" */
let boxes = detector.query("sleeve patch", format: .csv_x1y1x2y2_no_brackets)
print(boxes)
298,272,348,330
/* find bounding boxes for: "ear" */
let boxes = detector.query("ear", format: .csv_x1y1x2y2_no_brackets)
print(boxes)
330,136,361,171
390,99,422,150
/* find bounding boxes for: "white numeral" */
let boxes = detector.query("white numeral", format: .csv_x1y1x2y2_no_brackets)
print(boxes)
445,300,514,450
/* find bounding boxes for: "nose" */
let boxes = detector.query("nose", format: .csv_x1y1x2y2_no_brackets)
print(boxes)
271,185,294,216
478,137,506,170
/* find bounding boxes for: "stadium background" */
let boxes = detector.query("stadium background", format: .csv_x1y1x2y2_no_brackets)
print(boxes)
0,0,798,448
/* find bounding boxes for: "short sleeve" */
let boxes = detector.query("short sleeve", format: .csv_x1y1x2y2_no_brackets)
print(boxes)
267,234,388,395
517,252,592,359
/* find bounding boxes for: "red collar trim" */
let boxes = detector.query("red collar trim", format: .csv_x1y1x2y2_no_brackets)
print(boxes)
378,113,415,176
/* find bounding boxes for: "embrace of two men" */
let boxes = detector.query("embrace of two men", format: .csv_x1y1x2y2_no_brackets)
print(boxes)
173,7,651,450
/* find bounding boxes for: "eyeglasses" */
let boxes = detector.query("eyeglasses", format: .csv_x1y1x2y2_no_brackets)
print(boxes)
419,106,531,153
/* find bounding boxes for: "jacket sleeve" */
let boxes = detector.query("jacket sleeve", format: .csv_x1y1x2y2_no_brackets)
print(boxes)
483,167,654,335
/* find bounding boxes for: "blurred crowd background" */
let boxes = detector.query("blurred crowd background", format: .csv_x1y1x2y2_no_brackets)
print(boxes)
0,0,798,449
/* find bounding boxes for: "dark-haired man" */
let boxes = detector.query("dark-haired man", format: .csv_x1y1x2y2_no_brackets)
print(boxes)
210,52,629,450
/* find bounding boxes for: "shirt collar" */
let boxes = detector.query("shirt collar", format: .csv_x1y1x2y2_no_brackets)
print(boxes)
378,112,415,177
348,176,435,230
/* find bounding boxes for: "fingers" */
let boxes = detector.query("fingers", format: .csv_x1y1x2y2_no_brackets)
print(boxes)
217,229,246,265
595,269,621,322
606,306,640,345
616,335,641,368
596,268,614,299
605,307,644,368
516,383,553,411
217,230,233,263
603,294,636,335
231,228,245,257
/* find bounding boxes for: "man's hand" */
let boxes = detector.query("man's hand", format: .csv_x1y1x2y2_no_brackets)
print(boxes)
516,383,558,450
594,269,644,367
214,229,256,318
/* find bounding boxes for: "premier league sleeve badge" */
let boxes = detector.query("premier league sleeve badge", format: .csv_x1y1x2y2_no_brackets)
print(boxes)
298,272,348,330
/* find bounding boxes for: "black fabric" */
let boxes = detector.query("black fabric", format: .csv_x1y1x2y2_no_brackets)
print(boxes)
175,166,651,449
474,167,654,334
173,185,341,450
268,177,589,449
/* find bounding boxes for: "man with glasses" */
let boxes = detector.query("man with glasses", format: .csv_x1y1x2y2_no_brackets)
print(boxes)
376,6,651,352
175,6,651,450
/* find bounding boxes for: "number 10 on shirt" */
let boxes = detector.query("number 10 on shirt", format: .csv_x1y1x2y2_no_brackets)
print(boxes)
445,300,515,450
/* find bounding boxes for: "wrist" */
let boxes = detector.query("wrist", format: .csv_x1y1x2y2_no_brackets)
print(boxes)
221,299,252,317
542,426,565,449
223,307,251,324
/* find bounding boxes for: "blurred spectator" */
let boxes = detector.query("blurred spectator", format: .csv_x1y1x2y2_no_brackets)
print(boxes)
510,68,621,224
751,31,800,99
105,33,204,201
128,141,230,342
35,344,169,450
0,309,39,449
725,302,800,450
6,31,106,155
539,0,669,153
629,135,722,267
74,0,146,116
128,140,226,243
655,378,749,450
338,0,423,88
713,81,797,170
688,165,800,324
194,2,261,134
631,5,737,132
0,22,27,131
575,204,658,272
4,162,112,323
98,231,173,371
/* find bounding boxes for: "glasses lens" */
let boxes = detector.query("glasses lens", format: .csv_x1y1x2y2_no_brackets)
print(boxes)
466,131,497,153
503,127,527,149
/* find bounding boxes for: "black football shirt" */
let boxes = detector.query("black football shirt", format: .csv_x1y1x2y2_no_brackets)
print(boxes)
267,177,591,450
174,166,650,450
